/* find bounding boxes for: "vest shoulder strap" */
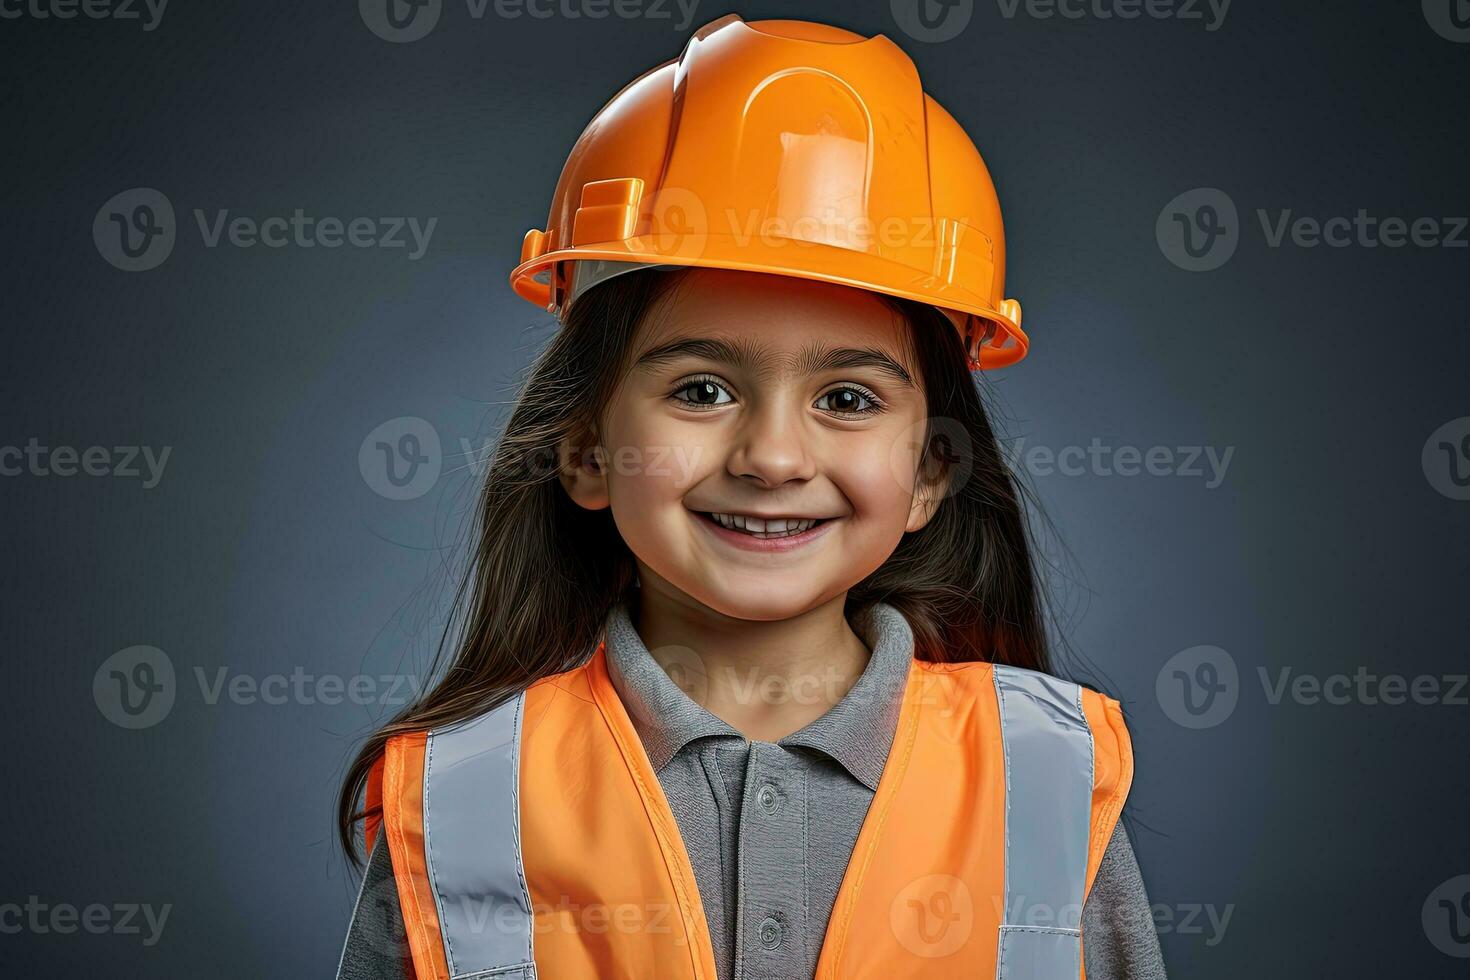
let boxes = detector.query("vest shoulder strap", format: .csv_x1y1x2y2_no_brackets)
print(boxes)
378,691,538,980
990,664,1132,979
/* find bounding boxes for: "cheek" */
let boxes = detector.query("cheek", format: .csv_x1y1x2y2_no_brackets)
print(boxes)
600,411,718,505
829,426,927,527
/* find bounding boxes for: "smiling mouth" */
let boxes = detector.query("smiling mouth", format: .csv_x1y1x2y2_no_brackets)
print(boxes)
697,511,833,539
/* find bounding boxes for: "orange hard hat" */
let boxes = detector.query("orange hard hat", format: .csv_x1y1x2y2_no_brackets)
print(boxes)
509,13,1027,370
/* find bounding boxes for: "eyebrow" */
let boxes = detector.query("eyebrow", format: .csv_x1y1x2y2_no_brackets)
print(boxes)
634,336,916,389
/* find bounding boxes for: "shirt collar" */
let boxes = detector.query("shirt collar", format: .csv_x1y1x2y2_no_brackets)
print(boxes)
601,597,916,792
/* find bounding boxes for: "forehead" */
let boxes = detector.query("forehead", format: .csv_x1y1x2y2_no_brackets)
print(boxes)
636,267,915,363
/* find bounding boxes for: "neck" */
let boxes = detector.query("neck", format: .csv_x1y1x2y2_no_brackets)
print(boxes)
629,582,872,743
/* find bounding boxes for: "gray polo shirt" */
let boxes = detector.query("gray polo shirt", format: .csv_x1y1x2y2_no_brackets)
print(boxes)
335,600,1168,980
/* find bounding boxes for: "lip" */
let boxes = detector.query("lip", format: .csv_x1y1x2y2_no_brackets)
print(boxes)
691,510,839,553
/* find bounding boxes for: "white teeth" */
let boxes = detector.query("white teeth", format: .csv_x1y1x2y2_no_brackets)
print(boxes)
707,513,820,537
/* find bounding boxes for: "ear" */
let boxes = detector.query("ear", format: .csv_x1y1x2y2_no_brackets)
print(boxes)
904,438,953,533
557,427,610,511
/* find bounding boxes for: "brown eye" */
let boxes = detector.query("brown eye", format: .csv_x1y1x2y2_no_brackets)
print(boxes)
670,377,734,408
815,386,881,416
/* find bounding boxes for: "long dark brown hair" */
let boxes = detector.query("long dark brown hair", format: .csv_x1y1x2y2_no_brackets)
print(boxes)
336,266,1065,867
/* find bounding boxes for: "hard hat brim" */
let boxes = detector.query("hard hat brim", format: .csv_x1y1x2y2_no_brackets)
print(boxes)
511,235,1028,370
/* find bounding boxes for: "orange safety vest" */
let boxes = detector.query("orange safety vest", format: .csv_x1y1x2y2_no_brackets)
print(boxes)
366,640,1133,979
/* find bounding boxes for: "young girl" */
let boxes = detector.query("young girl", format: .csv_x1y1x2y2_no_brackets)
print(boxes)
336,14,1166,980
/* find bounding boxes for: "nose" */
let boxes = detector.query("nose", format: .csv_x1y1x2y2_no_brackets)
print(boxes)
724,397,817,489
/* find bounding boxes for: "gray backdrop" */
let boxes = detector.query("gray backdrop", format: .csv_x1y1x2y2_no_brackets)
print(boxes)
3,0,1467,976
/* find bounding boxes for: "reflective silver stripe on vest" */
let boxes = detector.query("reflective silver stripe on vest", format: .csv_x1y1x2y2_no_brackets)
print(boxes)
991,665,1095,979
422,692,538,980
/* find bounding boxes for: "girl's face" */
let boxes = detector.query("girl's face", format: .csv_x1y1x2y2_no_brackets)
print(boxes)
562,267,946,622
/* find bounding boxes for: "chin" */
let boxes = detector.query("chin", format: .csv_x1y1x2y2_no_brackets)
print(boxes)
678,577,839,623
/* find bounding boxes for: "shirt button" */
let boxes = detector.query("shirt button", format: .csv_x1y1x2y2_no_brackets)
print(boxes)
758,915,783,949
757,783,779,814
